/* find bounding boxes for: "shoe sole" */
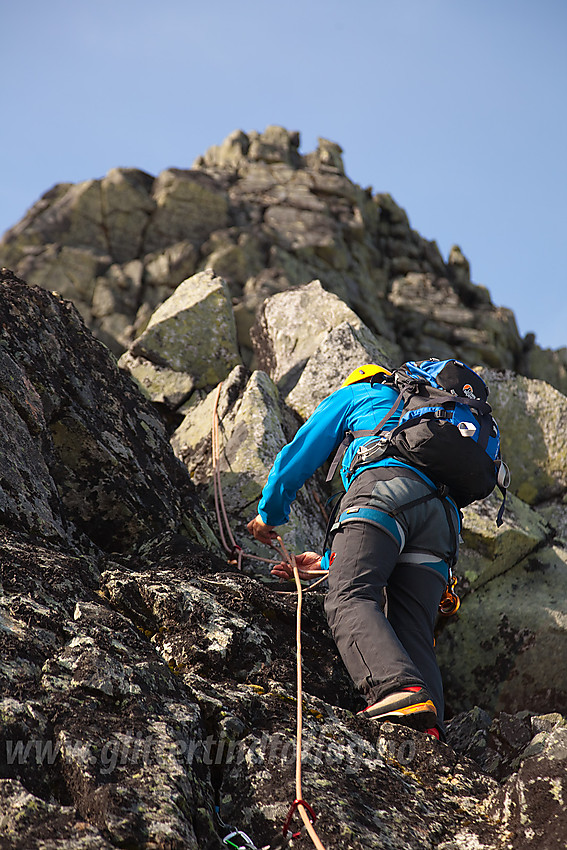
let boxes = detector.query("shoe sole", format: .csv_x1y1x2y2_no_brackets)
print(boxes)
364,699,437,726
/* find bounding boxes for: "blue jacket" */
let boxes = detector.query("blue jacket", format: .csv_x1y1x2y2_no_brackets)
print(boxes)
258,381,445,527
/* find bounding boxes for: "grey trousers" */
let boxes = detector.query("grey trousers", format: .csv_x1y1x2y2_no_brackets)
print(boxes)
324,468,460,729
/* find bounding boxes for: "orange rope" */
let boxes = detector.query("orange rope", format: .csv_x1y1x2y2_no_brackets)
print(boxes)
211,384,328,847
277,537,327,850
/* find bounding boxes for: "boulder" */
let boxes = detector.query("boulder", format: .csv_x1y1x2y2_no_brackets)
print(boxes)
263,204,337,255
143,240,198,291
437,544,567,718
479,369,567,504
286,320,400,419
127,269,241,392
536,501,567,544
486,715,567,848
0,269,216,553
12,244,109,319
388,272,522,368
0,179,109,259
458,491,553,586
171,366,327,559
118,351,196,410
100,167,156,263
143,169,228,254
251,279,400,398
193,128,251,170
246,125,302,167
91,259,144,352
445,708,567,848
523,342,567,397
199,230,266,298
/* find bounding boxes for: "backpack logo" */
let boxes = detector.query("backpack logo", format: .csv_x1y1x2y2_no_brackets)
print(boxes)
462,383,475,399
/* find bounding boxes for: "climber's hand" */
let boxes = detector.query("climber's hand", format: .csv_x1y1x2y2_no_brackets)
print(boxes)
271,551,325,581
247,515,277,546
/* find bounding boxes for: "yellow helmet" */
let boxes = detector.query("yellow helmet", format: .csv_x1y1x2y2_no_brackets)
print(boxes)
341,364,392,389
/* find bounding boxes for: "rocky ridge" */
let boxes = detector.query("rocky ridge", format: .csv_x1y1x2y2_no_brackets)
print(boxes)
1,127,566,394
0,128,566,849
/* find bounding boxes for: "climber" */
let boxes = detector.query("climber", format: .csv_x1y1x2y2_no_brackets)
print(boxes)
247,364,462,740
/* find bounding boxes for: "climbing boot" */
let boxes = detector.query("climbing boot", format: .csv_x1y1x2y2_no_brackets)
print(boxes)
357,686,437,728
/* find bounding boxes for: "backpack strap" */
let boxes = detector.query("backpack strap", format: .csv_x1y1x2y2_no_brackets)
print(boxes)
326,383,492,484
440,395,492,415
325,388,406,483
321,490,345,554
495,459,511,527
387,484,449,517
476,410,493,451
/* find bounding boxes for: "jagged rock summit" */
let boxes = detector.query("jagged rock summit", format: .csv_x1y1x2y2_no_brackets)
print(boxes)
1,126,566,394
1,128,567,849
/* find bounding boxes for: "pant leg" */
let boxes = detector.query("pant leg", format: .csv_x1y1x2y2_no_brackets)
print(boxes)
324,520,429,704
323,468,459,725
386,560,447,724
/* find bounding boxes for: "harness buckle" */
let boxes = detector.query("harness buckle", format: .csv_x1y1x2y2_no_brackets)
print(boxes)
434,408,451,419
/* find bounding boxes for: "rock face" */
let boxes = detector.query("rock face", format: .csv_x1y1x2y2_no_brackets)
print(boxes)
1,128,567,848
0,270,217,554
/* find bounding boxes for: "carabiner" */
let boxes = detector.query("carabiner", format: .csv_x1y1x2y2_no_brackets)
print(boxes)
439,574,460,616
222,829,258,849
282,798,317,839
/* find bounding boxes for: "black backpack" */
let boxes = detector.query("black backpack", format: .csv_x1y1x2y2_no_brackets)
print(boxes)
328,359,509,525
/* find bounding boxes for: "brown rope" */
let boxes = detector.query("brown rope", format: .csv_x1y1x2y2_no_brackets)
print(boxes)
210,381,328,585
211,382,283,571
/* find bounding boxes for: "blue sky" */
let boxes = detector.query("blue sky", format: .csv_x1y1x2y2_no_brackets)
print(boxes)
2,0,566,350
